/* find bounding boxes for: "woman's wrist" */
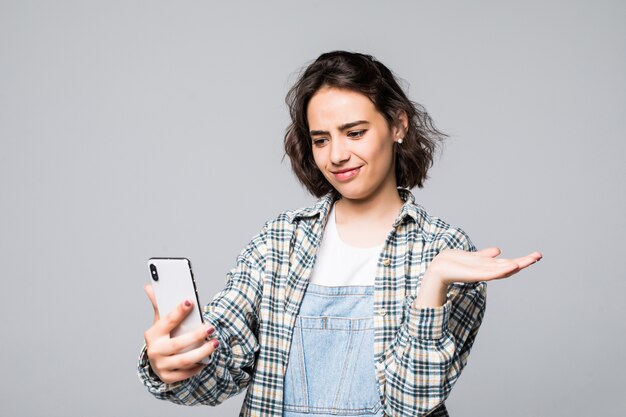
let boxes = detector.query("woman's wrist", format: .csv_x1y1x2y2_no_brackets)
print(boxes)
413,272,449,308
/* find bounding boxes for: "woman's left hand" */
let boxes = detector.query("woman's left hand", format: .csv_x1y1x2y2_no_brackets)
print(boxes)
427,247,542,286
414,247,542,308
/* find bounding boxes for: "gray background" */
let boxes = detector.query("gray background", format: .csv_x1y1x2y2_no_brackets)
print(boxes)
1,0,624,416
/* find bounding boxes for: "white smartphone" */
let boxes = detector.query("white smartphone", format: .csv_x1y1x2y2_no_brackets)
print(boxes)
147,257,212,364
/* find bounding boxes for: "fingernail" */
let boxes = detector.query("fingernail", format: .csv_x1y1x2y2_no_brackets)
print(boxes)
212,340,219,348
207,327,215,335
184,300,192,307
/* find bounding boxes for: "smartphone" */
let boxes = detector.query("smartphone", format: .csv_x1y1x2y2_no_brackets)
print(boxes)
147,257,212,364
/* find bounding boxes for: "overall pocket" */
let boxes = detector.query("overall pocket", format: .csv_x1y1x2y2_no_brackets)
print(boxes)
283,315,382,415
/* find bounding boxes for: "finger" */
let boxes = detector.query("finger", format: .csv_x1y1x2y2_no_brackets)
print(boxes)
162,339,219,371
165,325,215,355
508,253,543,269
477,247,501,258
488,257,543,280
517,254,542,269
156,299,195,335
144,283,160,323
159,363,207,384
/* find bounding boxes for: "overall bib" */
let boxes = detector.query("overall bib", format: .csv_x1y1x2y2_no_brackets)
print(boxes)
282,283,384,417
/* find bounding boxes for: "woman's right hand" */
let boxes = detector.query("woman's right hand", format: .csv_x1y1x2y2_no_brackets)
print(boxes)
143,283,220,384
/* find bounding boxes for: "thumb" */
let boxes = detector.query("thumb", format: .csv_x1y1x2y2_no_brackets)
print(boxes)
477,247,501,258
144,282,160,324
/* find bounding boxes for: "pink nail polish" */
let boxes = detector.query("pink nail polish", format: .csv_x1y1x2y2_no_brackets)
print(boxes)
184,300,191,307
207,327,215,335
212,340,219,348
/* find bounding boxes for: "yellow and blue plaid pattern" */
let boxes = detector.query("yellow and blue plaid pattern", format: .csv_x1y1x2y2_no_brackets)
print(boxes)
138,187,487,417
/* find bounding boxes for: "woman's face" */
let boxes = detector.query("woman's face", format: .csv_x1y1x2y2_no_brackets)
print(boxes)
307,86,405,201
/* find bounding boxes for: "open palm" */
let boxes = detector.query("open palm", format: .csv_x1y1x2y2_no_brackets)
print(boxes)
427,247,543,286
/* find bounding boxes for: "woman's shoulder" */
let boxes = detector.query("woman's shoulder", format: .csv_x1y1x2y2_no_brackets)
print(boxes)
405,198,476,252
262,191,336,231
420,209,476,252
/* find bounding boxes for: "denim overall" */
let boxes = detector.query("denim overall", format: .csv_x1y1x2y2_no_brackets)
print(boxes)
282,283,384,417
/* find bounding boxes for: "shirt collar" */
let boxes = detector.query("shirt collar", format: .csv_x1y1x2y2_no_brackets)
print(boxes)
287,187,422,229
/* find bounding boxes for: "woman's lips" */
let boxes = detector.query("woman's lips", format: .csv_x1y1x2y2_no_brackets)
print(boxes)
332,167,361,181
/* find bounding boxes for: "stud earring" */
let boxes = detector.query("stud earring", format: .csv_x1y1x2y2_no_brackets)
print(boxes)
397,138,403,144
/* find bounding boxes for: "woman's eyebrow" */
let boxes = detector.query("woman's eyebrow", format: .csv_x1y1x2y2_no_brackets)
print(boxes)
310,120,369,136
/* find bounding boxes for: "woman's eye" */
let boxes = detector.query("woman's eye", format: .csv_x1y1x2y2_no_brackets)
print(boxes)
348,130,366,138
312,138,328,146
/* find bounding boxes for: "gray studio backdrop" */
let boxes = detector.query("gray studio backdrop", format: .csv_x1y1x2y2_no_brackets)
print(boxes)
1,1,624,416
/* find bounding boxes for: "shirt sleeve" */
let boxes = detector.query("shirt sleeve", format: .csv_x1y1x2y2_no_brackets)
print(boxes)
137,222,267,406
382,226,487,416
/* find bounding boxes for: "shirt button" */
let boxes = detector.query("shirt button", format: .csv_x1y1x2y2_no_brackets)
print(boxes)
382,258,391,266
378,308,387,316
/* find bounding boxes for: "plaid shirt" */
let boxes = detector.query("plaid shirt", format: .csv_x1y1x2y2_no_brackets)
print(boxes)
138,187,487,417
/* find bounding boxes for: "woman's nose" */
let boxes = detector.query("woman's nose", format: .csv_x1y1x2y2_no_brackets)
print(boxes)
330,137,350,164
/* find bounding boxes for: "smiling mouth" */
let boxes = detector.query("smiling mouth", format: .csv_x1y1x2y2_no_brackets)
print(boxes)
332,166,361,181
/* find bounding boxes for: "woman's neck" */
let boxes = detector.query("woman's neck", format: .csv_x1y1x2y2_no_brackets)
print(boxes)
332,186,404,248
333,185,404,228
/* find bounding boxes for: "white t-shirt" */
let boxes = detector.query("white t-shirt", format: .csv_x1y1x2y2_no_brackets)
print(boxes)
308,202,384,286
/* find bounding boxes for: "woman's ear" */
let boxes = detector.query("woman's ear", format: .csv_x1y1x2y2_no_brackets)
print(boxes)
393,110,409,138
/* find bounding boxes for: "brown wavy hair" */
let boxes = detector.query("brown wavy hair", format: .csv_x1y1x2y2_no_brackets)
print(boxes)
282,50,449,198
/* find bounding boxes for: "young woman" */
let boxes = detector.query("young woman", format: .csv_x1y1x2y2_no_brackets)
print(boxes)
138,51,542,417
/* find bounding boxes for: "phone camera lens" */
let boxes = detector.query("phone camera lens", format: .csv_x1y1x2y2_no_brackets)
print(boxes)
149,264,159,281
